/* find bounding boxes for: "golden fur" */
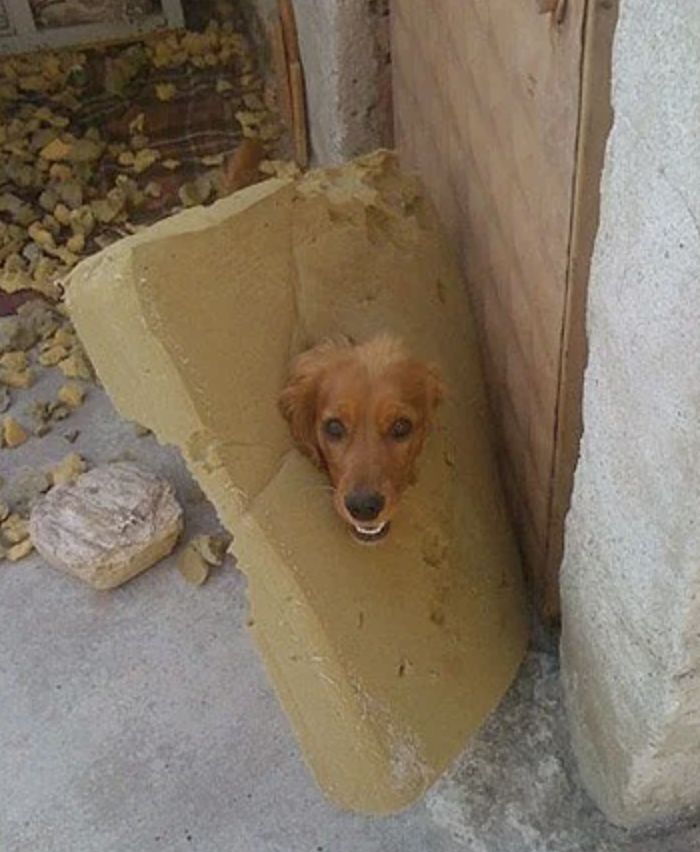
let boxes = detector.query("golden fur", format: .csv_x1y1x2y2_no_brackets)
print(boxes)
279,333,444,538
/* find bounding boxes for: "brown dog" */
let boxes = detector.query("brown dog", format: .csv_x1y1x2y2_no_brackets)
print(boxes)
279,333,444,541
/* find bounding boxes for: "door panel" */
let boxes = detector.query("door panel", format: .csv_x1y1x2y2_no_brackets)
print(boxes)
392,0,588,616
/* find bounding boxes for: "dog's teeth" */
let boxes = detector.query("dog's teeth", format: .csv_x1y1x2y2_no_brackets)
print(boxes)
350,519,391,543
354,522,386,536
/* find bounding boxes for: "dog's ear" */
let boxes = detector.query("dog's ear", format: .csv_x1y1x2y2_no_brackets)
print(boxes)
279,340,348,467
426,365,446,411
405,360,445,415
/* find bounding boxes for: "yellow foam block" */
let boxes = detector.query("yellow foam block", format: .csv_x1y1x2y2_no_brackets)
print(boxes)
67,152,528,813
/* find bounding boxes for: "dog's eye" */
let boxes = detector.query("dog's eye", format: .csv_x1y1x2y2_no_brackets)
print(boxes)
324,418,346,441
391,418,413,440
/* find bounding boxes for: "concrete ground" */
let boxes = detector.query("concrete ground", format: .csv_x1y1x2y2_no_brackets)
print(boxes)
2,347,699,852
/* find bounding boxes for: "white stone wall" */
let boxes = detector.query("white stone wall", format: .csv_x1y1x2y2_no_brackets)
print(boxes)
561,0,700,829
292,0,391,164
243,0,391,165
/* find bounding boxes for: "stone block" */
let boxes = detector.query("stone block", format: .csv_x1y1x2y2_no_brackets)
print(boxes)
30,462,183,589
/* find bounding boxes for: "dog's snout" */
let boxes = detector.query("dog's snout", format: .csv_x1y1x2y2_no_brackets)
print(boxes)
345,489,386,522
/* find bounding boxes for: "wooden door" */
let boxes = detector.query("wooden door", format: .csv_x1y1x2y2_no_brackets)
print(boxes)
392,0,617,618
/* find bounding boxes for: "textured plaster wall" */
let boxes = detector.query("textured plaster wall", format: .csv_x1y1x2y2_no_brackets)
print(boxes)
243,0,392,165
561,0,700,829
291,0,391,164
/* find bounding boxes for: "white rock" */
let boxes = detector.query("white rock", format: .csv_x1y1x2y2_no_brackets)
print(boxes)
30,462,183,589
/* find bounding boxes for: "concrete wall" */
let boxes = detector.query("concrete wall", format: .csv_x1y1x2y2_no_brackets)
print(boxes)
243,0,392,166
292,0,392,164
561,0,700,829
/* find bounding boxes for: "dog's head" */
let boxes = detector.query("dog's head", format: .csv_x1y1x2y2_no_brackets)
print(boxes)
279,333,444,541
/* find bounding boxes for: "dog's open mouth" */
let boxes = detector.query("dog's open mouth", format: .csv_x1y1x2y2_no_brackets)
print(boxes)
350,521,391,542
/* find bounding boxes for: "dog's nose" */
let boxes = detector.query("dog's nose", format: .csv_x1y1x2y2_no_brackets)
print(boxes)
345,489,386,522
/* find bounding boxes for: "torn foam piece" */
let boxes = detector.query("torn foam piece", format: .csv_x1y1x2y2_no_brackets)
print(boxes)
66,151,528,814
